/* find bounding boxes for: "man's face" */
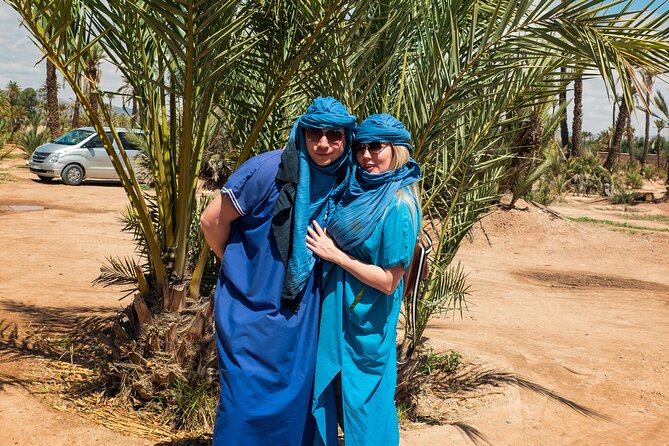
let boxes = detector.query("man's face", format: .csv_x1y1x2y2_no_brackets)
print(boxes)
304,128,346,166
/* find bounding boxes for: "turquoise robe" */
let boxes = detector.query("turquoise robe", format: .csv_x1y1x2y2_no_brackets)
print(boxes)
313,192,420,446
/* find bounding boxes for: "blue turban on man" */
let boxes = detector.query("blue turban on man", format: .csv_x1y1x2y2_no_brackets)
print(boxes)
272,96,357,311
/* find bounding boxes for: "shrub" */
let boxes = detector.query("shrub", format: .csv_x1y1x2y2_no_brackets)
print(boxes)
642,163,666,182
16,125,49,156
624,167,643,189
610,191,636,204
420,349,462,375
526,178,555,205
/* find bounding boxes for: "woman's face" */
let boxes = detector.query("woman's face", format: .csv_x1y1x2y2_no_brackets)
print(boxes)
354,142,393,174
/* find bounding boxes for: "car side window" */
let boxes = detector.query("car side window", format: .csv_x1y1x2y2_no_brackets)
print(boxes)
118,133,140,151
86,135,102,147
85,133,114,148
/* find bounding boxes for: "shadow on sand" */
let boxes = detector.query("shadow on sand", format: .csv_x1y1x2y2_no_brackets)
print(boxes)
410,363,614,445
0,299,612,445
0,300,114,369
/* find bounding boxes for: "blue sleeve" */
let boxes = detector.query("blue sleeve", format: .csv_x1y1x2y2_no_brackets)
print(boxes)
373,195,420,270
221,151,281,216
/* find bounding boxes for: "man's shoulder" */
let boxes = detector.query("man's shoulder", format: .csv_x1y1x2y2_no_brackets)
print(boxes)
241,149,284,175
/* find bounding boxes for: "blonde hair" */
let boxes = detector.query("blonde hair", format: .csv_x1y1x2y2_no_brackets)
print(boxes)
388,144,411,171
390,144,421,222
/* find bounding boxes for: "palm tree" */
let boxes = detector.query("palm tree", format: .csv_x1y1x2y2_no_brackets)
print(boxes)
0,91,9,115
653,119,666,168
605,77,632,169
5,81,20,107
641,71,654,164
5,100,26,135
7,0,669,426
117,75,138,128
654,92,669,169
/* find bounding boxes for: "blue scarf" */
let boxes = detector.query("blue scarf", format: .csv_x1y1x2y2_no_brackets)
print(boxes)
327,160,421,250
278,97,357,309
327,113,421,250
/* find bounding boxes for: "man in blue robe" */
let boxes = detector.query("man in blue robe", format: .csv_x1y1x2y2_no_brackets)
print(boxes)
200,97,356,445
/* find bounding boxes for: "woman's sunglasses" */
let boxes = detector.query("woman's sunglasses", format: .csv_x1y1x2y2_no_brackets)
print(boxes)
352,141,391,155
305,128,344,143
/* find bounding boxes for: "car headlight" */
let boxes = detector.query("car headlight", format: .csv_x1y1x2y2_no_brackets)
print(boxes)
46,153,60,163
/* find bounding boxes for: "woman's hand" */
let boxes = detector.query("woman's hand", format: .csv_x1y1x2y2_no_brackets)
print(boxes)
306,220,344,264
308,220,405,294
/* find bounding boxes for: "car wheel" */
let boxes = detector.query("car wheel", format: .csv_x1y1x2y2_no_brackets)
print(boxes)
61,164,84,186
37,175,53,182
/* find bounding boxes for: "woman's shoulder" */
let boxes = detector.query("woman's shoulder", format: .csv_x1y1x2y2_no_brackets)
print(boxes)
388,187,419,217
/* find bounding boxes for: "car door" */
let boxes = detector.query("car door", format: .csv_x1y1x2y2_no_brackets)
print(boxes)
80,132,117,179
117,132,143,175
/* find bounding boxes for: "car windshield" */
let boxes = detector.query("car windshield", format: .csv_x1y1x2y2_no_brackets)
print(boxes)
53,129,95,145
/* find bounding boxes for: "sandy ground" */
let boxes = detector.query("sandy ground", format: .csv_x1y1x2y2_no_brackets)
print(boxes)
1,155,668,445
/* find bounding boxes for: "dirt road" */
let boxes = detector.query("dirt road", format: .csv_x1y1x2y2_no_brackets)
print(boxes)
1,156,668,445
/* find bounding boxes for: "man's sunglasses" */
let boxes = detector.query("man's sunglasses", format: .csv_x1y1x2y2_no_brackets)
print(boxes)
305,128,344,143
352,141,391,154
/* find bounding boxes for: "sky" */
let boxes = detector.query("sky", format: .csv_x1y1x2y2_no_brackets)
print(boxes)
0,4,125,108
1,2,667,136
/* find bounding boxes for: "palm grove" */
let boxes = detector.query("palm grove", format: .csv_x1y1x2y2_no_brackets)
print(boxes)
3,0,669,433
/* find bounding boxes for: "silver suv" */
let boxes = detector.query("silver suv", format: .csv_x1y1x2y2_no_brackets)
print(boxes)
29,127,142,185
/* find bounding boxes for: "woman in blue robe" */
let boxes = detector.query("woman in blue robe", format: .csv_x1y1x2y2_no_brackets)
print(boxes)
200,97,357,445
306,114,422,446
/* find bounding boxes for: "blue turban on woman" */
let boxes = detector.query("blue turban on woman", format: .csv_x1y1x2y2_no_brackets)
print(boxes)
353,112,413,152
326,113,421,250
272,96,357,310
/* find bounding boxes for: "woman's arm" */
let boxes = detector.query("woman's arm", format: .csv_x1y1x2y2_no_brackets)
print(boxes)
200,193,241,259
306,221,404,295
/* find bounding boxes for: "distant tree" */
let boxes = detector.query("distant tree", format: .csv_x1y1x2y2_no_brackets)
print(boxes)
595,128,613,152
654,92,669,169
0,91,9,116
5,81,21,107
581,130,593,146
17,88,38,116
654,119,666,168
117,75,138,128
6,105,26,134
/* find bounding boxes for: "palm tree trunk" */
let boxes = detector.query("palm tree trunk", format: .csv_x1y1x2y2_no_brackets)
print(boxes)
46,59,60,137
626,113,635,165
642,74,653,165
572,74,583,157
559,69,570,154
87,59,99,118
131,92,138,129
658,131,663,168
72,72,81,127
605,95,629,169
